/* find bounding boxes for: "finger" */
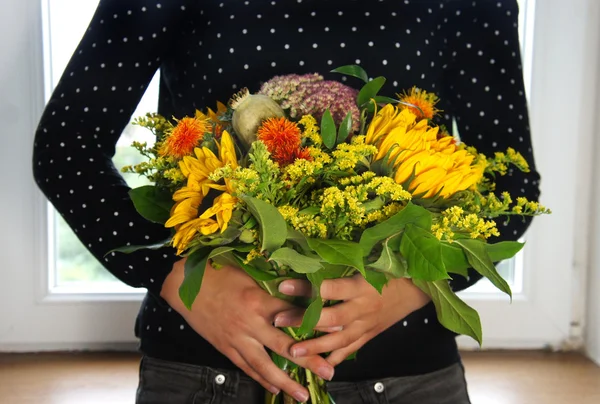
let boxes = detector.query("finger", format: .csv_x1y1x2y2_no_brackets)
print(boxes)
290,324,365,358
320,276,364,300
278,279,313,297
315,326,344,333
326,335,371,367
226,349,281,395
256,323,335,382
274,312,345,333
274,303,357,329
273,308,304,328
237,340,310,403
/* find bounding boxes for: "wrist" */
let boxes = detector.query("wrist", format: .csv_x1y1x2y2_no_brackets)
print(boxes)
160,259,186,313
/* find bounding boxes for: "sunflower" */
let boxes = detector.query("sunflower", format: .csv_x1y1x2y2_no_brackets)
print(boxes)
165,131,239,254
159,116,212,159
366,105,483,199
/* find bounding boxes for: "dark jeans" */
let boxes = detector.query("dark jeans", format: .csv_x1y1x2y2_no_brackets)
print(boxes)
136,356,471,404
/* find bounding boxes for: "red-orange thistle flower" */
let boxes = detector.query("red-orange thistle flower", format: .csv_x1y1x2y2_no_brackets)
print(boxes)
159,117,210,158
398,87,440,121
257,117,310,165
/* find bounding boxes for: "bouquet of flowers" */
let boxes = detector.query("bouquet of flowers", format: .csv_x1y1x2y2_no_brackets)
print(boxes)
119,65,549,403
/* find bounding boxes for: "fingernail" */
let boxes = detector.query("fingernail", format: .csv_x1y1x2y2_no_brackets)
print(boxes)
273,316,290,327
292,347,307,358
268,386,280,395
278,282,295,294
318,366,335,381
293,390,309,402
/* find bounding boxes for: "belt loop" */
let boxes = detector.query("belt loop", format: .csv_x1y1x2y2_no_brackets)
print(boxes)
199,366,211,394
223,369,240,397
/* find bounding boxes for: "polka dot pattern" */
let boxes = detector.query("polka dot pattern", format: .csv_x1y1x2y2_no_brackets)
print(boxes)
32,0,540,381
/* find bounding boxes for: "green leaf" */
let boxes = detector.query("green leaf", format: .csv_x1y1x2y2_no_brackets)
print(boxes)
364,269,389,294
128,185,174,224
336,111,353,145
320,263,351,279
270,352,298,372
413,279,482,345
179,248,211,310
367,237,407,278
195,225,242,246
373,96,399,105
441,243,470,278
298,272,325,335
298,206,320,215
307,238,365,276
357,76,386,107
107,239,171,255
234,255,278,281
455,239,512,299
286,227,311,253
330,65,369,83
359,202,432,257
298,297,324,336
269,247,324,274
486,241,525,262
240,196,287,253
400,224,449,281
321,109,337,149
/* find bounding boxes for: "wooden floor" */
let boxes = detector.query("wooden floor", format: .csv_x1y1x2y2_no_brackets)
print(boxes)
0,351,598,404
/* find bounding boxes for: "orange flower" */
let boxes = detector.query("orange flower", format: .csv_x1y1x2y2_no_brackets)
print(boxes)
207,101,228,139
398,87,440,121
257,117,310,165
159,117,211,158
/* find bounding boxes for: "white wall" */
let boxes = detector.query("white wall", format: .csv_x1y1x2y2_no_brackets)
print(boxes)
0,0,141,351
587,114,600,365
586,1,600,364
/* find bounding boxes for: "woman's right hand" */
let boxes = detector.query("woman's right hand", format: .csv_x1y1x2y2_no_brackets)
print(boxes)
160,258,334,403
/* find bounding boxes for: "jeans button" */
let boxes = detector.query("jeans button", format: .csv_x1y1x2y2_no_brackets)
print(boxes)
374,382,385,393
215,374,226,385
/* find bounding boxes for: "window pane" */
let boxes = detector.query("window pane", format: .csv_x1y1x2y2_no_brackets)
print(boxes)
44,0,158,287
45,0,531,291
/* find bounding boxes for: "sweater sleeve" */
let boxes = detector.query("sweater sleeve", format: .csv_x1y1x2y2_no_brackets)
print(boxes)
441,0,542,291
32,0,191,298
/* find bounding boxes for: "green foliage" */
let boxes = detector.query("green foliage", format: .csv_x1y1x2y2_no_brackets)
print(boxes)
357,77,386,108
270,247,324,274
360,202,431,257
455,239,512,299
298,272,325,335
107,239,171,255
367,236,407,278
337,111,353,144
179,248,211,310
320,109,337,150
400,224,449,281
241,196,287,253
364,269,389,294
330,65,369,83
414,279,483,345
128,185,173,224
307,238,365,276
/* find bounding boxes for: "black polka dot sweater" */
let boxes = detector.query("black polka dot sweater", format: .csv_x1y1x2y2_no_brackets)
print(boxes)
33,0,541,381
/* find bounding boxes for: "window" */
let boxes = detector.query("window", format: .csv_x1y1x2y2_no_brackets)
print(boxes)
43,0,533,295
43,0,158,292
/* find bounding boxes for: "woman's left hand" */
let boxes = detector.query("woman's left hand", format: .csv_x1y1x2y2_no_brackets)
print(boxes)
273,275,431,367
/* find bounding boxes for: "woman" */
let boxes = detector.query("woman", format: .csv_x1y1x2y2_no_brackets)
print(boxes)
33,0,540,402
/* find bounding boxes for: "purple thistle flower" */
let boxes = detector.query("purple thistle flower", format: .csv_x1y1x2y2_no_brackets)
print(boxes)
259,74,360,133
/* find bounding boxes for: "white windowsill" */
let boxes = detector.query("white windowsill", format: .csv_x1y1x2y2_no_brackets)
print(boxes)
43,283,146,303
